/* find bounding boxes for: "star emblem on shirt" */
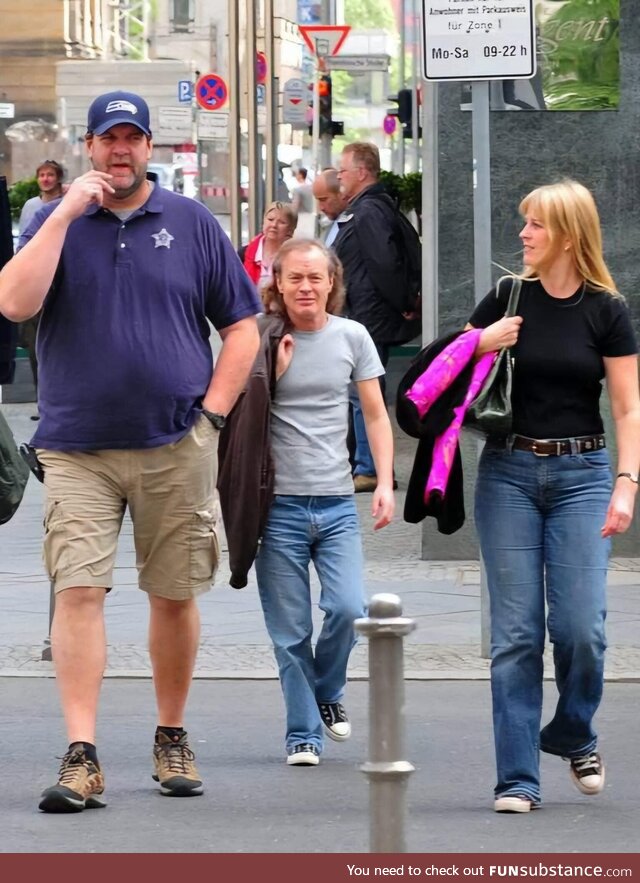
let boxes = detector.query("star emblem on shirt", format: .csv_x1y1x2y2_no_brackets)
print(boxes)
151,228,175,249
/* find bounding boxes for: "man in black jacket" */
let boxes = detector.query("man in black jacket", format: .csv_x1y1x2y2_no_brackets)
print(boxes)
334,142,416,492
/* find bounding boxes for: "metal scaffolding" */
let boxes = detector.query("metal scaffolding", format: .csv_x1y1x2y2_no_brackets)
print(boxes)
63,0,150,61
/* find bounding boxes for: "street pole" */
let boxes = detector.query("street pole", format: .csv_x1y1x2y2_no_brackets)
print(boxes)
264,0,275,207
471,80,493,659
420,82,438,349
420,81,439,565
398,0,406,174
355,594,416,854
246,0,260,238
228,0,242,246
312,53,321,175
410,0,420,173
319,0,334,170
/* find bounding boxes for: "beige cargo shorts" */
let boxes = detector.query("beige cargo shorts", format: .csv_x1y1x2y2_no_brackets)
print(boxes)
37,414,220,600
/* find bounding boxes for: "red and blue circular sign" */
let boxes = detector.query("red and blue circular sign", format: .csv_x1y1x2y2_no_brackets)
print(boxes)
195,73,229,111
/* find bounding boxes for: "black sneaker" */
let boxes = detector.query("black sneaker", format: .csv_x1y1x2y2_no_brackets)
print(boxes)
152,731,203,796
39,746,106,813
568,752,605,795
318,702,351,742
287,743,320,766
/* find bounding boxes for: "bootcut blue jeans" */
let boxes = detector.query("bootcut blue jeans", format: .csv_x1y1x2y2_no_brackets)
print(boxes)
255,495,366,753
475,443,612,804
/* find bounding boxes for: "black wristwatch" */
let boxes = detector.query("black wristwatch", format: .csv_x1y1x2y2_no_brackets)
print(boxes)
202,409,226,430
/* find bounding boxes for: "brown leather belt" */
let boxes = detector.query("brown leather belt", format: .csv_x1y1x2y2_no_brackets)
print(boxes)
509,434,606,457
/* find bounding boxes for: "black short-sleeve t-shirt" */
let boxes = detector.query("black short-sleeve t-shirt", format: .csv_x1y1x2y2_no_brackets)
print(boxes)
468,278,638,439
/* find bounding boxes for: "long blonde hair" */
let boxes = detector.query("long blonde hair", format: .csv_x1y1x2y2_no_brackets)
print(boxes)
519,180,618,296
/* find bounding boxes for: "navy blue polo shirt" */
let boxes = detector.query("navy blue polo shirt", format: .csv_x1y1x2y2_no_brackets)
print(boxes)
20,184,261,451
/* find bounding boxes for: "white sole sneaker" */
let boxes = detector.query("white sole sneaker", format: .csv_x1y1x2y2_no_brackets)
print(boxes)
569,754,605,795
494,795,534,813
287,750,320,766
323,721,351,742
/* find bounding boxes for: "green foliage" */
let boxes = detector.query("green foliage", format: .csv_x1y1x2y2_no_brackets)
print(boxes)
379,170,422,218
8,177,39,220
344,0,396,30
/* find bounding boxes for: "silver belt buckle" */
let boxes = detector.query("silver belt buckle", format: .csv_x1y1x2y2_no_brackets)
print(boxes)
531,441,549,457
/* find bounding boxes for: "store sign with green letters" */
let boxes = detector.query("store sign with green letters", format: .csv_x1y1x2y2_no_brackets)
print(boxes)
460,0,620,111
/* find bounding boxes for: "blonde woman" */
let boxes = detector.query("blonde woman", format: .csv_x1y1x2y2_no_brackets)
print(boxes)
240,201,297,290
468,180,640,813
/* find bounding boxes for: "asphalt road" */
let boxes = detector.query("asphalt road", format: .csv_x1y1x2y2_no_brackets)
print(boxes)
2,679,639,854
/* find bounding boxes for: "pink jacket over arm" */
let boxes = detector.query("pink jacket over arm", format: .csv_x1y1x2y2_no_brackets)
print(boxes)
404,329,495,502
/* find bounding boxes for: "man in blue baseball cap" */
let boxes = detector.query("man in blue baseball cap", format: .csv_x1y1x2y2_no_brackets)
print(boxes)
0,90,262,812
86,90,152,137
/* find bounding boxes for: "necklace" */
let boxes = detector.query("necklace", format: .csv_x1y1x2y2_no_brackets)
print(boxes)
556,281,586,307
542,279,586,307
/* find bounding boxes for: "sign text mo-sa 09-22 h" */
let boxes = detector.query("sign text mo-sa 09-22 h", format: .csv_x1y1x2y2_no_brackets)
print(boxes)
422,0,536,81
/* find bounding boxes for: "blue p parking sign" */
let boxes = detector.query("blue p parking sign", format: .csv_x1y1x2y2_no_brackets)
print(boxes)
178,80,193,103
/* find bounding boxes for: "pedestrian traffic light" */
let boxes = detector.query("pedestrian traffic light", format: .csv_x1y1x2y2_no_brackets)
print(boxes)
318,74,332,136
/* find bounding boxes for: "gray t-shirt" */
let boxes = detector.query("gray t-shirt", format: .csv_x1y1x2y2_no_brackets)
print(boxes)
271,314,384,495
19,196,45,235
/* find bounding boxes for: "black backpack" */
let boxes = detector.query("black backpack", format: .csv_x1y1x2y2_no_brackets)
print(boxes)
380,193,422,314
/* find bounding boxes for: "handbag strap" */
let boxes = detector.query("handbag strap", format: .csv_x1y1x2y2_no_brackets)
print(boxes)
499,275,522,318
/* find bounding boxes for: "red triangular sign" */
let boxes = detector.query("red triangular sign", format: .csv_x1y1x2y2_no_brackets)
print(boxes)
298,25,351,57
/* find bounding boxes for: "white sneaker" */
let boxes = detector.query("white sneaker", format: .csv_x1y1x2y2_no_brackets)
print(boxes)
494,795,534,813
287,743,320,766
568,752,605,795
318,702,351,742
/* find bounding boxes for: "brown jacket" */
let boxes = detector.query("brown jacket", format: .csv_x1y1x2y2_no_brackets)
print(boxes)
217,314,285,588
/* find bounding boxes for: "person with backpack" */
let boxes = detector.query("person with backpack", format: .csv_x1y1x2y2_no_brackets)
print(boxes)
334,142,421,492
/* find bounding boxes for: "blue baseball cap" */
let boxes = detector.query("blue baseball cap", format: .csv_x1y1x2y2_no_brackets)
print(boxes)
86,91,152,136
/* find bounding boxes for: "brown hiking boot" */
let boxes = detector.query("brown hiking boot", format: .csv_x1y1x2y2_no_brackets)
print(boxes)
39,745,106,813
152,731,203,796
353,474,378,493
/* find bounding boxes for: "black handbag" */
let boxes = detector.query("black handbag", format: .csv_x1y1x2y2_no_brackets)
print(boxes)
0,409,30,524
464,275,522,438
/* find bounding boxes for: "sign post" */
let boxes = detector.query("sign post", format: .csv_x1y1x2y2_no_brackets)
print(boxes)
298,25,350,173
421,0,536,656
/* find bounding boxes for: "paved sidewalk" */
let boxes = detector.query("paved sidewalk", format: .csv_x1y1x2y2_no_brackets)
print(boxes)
1,402,640,679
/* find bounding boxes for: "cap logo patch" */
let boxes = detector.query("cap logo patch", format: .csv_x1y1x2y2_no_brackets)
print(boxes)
105,100,138,115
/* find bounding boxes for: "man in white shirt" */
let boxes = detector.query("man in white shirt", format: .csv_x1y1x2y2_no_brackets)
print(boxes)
18,160,65,235
311,169,348,247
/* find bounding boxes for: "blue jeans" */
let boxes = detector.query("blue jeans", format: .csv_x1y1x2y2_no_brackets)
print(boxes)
255,495,366,752
475,444,612,804
350,344,389,477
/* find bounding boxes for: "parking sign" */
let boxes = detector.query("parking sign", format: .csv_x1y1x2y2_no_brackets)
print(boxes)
178,80,193,103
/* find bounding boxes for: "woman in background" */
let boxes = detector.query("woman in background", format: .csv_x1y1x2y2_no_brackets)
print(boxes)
239,201,297,291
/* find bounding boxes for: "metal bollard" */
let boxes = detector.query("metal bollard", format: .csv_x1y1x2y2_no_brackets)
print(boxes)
41,580,55,661
355,593,416,854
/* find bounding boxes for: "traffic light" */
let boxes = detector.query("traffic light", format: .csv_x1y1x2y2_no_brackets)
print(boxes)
308,75,343,137
387,88,421,140
318,74,332,136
